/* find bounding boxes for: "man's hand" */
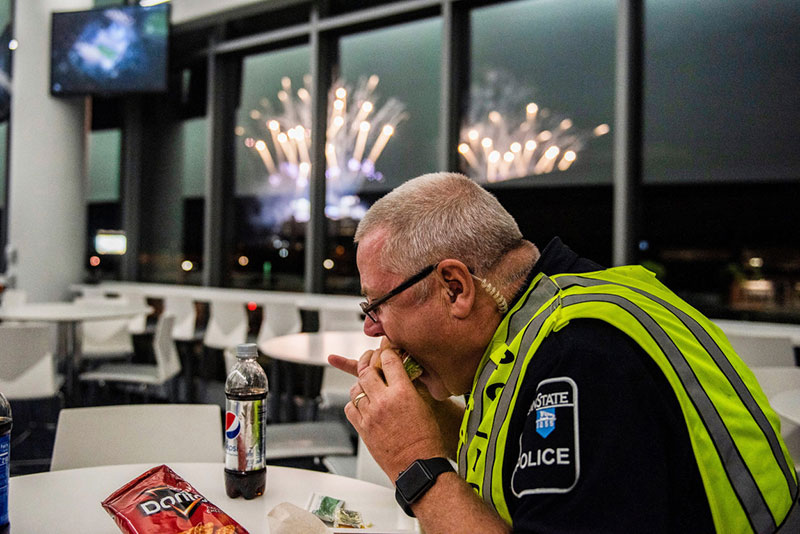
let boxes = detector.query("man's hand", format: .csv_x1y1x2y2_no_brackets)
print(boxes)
346,348,448,481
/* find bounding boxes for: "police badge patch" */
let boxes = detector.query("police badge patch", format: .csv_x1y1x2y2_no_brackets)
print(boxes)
511,376,579,496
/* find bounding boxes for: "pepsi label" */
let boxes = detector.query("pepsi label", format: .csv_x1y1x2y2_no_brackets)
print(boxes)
224,396,266,472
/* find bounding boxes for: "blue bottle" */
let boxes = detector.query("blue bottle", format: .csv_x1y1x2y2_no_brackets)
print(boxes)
0,391,11,534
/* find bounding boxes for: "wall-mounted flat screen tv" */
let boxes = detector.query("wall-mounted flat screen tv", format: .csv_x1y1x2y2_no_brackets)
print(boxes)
50,4,169,96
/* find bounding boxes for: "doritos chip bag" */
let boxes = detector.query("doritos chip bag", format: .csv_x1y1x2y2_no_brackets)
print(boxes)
102,464,249,534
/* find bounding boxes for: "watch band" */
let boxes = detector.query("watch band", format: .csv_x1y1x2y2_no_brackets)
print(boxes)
394,457,455,517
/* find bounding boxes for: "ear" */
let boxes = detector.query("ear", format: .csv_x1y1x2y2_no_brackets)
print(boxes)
436,260,475,319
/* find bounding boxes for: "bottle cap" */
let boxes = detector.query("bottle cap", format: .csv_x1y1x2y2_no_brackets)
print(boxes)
236,343,259,359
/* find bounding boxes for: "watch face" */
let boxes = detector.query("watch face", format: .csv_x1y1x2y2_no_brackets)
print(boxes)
396,461,432,502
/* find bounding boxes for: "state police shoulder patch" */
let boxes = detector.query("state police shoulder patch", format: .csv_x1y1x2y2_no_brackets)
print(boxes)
511,376,579,497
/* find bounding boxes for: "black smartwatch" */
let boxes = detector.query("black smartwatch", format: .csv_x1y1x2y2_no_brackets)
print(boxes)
394,457,455,517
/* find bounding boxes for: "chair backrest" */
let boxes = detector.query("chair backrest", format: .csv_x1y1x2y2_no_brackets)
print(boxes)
223,347,238,375
117,291,149,334
726,333,796,367
318,308,363,332
163,295,197,341
74,296,134,356
153,314,182,382
50,404,222,471
319,366,357,409
0,322,60,400
203,300,248,349
257,301,302,346
0,288,27,307
78,286,109,299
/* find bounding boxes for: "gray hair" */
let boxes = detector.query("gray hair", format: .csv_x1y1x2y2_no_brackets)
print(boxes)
355,172,523,281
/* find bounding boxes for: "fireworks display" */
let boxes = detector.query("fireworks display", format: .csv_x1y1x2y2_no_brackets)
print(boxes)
459,70,609,183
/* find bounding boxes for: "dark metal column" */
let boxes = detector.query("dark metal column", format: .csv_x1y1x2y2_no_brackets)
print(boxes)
120,97,142,280
204,31,241,287
305,4,335,294
439,0,470,172
613,0,644,266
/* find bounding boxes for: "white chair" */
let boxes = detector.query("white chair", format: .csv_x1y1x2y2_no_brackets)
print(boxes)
323,437,392,488
79,314,182,400
0,322,63,468
0,322,61,400
318,366,357,417
116,291,149,335
163,295,199,342
0,288,27,307
265,421,354,461
204,300,248,350
318,308,364,332
50,403,222,471
257,301,302,345
726,333,796,367
77,286,109,299
316,306,363,415
74,296,135,362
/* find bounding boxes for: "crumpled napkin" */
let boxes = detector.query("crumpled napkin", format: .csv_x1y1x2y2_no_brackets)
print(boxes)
267,502,328,534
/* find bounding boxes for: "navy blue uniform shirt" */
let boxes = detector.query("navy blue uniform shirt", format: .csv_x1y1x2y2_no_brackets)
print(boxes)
502,237,715,533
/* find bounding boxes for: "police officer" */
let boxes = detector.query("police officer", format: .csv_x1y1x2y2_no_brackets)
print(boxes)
329,172,799,533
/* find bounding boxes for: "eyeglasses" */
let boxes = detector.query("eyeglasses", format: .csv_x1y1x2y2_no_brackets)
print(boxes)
360,263,438,323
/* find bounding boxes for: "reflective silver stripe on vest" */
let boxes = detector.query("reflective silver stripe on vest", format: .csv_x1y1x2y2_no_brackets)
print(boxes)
506,275,559,346
459,357,497,478
557,275,798,499
775,489,800,533
561,292,777,534
459,276,561,503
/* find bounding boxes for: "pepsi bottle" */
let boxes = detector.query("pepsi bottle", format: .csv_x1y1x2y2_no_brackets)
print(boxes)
224,343,267,499
1,392,11,534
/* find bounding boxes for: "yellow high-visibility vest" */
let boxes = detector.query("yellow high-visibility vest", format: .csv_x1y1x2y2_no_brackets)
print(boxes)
457,266,799,533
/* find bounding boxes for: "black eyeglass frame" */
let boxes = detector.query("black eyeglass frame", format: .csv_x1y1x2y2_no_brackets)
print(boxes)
360,263,439,322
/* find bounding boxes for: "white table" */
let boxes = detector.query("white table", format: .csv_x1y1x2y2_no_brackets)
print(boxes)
259,331,379,367
8,462,419,533
771,390,800,427
259,331,377,421
0,301,153,404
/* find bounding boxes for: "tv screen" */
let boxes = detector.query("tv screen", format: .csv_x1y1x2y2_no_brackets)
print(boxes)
50,4,169,96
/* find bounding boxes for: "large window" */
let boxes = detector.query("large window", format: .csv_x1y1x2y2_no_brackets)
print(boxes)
642,0,800,318
644,0,800,185
469,0,616,264
82,0,800,322
139,115,207,284
233,46,311,291
327,17,442,293
86,129,122,280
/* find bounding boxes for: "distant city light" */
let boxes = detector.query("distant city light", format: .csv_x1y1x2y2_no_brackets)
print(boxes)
323,259,334,270
89,255,100,267
181,260,193,272
749,257,764,268
238,255,249,266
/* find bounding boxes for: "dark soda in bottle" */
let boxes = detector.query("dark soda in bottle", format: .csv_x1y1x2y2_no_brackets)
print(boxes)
1,392,12,534
224,343,267,499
